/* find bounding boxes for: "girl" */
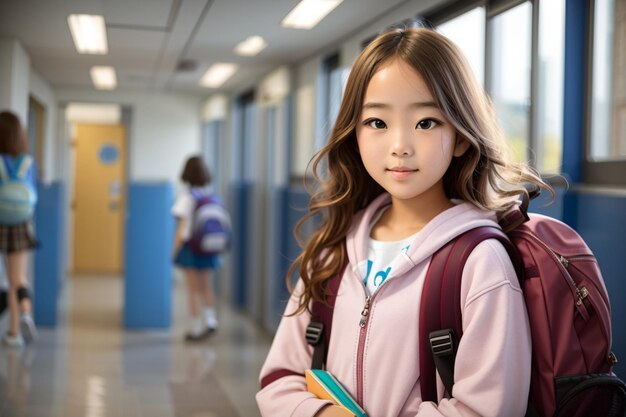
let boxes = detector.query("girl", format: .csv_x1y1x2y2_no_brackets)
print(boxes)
172,156,220,341
0,111,38,348
257,28,551,416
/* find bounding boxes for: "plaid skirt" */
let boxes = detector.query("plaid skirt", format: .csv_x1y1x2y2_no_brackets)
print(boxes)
0,222,37,253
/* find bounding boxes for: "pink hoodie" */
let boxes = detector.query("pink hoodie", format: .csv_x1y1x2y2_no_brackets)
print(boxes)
257,193,531,417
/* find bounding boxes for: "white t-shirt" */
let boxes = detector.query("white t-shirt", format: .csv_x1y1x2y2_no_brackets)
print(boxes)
363,233,415,295
362,205,419,295
171,187,206,241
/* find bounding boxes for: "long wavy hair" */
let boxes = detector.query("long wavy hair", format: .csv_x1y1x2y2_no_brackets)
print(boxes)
287,27,551,315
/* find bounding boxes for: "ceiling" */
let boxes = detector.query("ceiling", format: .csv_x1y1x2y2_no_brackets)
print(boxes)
0,0,443,98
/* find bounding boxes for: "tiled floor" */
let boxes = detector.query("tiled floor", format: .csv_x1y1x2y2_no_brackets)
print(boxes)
0,275,273,417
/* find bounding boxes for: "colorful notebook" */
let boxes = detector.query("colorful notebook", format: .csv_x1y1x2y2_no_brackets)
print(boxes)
305,369,367,417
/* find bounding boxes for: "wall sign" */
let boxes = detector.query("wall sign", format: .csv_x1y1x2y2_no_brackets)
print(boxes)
99,143,119,165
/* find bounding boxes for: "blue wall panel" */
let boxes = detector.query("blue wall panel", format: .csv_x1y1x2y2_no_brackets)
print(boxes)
124,182,174,329
573,193,626,375
231,182,253,309
33,181,65,326
562,0,587,182
268,186,290,330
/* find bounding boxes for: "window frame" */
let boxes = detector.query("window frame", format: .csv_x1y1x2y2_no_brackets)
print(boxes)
424,0,569,178
583,0,626,186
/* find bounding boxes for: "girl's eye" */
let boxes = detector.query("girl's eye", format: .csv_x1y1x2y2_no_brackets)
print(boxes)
416,119,439,130
365,118,387,129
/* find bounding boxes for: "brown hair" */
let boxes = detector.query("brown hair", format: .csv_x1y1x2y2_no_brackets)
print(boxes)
0,111,28,156
287,27,552,314
181,155,211,187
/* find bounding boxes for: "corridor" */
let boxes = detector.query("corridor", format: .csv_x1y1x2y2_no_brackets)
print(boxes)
0,275,272,417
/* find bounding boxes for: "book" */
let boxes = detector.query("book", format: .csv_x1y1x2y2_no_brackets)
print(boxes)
305,369,368,417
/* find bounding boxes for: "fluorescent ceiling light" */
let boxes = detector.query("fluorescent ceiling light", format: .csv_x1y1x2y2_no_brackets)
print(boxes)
68,14,108,54
281,0,343,29
200,63,239,88
90,66,117,90
234,36,267,57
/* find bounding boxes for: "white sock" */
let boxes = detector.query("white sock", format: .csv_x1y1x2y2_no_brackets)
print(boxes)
189,316,204,336
204,308,218,329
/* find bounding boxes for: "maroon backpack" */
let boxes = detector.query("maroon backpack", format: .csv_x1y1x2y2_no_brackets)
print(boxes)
303,191,626,416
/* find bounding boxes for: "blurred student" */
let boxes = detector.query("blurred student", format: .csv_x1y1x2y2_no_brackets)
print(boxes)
172,156,220,342
0,111,38,348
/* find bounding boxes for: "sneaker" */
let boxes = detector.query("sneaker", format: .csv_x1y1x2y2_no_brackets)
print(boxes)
20,313,38,343
184,331,208,342
2,333,24,348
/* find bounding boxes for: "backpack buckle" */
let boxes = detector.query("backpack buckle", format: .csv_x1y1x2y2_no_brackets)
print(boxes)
429,329,456,357
306,321,324,346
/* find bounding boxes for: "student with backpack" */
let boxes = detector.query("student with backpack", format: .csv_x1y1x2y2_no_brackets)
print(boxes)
257,27,553,417
172,155,229,342
0,111,38,348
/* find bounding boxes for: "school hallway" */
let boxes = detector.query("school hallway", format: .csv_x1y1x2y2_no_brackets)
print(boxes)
0,274,273,417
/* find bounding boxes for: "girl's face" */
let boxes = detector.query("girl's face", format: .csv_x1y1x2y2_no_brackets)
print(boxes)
356,58,468,204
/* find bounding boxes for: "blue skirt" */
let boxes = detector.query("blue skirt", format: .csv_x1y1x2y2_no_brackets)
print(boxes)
174,242,222,270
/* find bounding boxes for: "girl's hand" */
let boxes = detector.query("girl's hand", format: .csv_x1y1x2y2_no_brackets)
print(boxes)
315,404,355,417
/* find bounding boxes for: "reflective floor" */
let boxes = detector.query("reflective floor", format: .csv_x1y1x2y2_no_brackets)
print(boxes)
0,275,273,417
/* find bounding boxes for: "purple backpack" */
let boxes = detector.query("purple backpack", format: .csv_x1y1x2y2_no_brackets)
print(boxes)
188,192,232,257
295,190,626,416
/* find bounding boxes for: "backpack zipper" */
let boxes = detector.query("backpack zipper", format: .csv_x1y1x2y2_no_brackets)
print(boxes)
518,230,589,306
556,255,593,306
519,229,612,346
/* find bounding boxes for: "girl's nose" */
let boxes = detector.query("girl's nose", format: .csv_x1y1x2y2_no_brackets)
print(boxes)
390,129,413,156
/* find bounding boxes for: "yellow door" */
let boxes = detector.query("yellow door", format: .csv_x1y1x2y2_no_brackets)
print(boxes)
72,124,126,274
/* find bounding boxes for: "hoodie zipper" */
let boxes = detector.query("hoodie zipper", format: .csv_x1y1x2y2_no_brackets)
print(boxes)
354,239,414,405
356,273,394,406
356,295,370,406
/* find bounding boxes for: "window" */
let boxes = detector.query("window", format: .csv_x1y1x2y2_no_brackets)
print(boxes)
590,0,625,160
583,0,626,185
438,7,486,86
429,0,566,173
488,2,532,163
536,0,565,173
314,53,343,153
234,90,256,180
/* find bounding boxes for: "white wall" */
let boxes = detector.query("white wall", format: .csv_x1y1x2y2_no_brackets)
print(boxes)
0,38,30,122
54,90,202,185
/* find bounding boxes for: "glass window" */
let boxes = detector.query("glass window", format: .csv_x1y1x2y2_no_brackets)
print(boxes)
536,0,565,173
438,7,486,86
428,0,566,175
488,2,532,163
234,91,256,180
314,53,343,152
590,0,626,160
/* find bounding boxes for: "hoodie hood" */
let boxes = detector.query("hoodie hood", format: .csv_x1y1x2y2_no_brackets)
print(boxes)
346,193,500,281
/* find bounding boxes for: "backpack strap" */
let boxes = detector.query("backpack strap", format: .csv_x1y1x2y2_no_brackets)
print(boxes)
14,155,32,180
419,226,517,402
259,256,348,390
308,258,347,369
